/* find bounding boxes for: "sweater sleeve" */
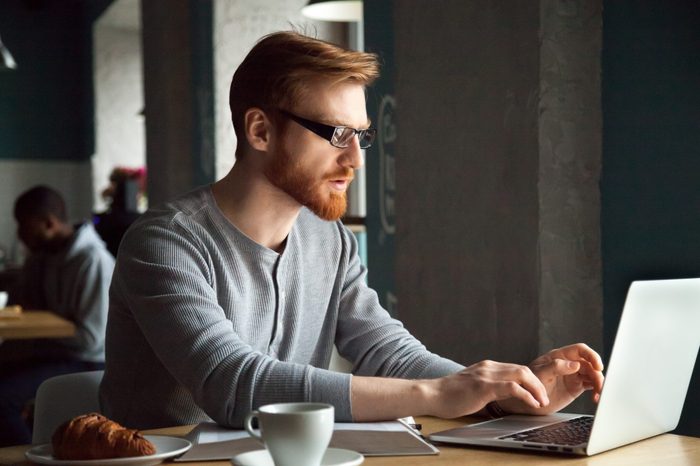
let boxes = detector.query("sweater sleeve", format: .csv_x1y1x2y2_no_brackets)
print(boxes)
116,217,350,427
334,225,465,381
60,249,114,357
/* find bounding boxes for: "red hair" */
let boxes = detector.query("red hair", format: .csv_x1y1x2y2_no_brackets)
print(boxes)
229,31,380,153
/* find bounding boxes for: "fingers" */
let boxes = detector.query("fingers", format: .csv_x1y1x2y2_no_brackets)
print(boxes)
576,359,605,396
464,361,550,409
531,358,581,379
498,365,550,408
557,359,605,405
555,343,604,371
500,381,542,410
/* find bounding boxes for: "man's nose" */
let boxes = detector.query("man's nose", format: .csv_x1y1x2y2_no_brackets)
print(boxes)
339,136,364,169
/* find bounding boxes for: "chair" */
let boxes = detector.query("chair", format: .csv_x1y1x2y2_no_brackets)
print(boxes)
329,345,353,373
32,370,104,444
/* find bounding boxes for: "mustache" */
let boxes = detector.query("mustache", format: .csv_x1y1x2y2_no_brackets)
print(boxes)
324,168,354,182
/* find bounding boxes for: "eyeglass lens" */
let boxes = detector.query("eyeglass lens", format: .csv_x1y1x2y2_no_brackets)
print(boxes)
332,127,376,149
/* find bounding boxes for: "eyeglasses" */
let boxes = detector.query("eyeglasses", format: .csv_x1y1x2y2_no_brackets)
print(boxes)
278,109,376,149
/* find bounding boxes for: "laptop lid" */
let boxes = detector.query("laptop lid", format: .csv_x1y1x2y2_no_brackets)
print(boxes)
586,278,700,454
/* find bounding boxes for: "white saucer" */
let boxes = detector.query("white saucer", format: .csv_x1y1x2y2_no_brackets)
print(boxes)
25,435,192,466
230,448,364,466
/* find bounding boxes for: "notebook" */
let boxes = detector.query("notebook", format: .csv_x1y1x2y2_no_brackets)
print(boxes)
429,278,700,456
174,418,437,462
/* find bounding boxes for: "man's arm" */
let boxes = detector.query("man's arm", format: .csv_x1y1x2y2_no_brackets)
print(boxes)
333,225,464,380
333,226,604,420
65,249,114,355
351,343,605,421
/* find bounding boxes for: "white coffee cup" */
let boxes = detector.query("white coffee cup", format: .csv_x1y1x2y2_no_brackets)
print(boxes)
0,291,8,309
244,402,334,466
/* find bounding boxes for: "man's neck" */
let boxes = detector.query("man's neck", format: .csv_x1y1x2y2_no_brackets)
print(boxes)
212,160,300,252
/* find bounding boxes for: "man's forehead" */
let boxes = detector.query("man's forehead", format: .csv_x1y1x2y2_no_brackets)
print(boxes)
316,112,372,128
17,213,49,224
295,79,370,127
302,101,371,128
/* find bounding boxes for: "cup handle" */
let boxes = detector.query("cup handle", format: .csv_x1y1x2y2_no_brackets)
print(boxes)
244,410,263,443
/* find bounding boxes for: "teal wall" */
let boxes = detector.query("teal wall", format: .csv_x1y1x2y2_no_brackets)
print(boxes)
0,0,110,161
188,0,216,188
364,0,396,313
602,0,700,436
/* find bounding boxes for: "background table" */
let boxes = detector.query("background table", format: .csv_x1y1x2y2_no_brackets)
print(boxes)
0,416,698,465
0,310,76,340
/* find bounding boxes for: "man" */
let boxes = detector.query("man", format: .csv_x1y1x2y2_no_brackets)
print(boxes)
101,31,604,429
0,185,114,446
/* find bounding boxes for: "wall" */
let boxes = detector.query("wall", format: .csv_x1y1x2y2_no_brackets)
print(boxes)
0,0,94,162
365,0,397,312
390,0,603,413
93,0,144,213
602,0,700,437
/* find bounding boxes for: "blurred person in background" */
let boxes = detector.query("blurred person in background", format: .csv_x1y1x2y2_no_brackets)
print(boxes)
0,185,114,446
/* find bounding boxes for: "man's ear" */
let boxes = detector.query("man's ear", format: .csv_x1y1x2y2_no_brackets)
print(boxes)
244,108,272,151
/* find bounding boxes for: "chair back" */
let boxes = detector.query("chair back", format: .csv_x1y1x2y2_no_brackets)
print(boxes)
32,370,104,444
329,345,353,373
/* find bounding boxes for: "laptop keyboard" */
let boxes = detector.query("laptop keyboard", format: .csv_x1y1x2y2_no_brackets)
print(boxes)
499,416,593,446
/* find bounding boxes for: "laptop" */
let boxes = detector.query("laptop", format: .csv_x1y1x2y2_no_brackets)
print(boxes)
429,278,700,456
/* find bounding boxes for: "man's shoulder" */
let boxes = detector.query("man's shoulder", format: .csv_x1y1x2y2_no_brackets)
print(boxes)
63,223,115,270
71,223,112,255
131,187,213,232
119,186,221,257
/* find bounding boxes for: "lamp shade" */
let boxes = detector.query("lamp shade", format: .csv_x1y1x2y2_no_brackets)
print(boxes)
302,0,363,22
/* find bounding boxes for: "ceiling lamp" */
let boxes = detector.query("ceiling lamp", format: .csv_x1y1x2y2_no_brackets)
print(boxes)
0,33,17,70
302,0,363,22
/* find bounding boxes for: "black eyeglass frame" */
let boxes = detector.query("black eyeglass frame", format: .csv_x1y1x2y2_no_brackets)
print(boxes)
278,109,376,149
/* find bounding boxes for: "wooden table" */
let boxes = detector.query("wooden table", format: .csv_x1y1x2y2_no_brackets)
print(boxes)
0,310,76,340
1,416,698,465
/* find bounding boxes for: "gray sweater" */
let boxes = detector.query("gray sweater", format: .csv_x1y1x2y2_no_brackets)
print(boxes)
11,222,115,362
100,187,463,429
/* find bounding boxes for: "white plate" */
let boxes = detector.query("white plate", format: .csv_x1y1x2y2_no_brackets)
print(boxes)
230,448,363,466
25,435,192,466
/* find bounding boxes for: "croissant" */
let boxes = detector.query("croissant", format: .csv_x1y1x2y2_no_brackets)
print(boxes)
51,413,156,460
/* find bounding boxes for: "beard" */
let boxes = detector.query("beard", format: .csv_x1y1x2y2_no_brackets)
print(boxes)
264,146,353,221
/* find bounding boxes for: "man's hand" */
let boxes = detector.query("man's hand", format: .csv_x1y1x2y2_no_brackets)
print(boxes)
422,360,550,418
498,343,605,415
350,343,604,422
351,360,552,421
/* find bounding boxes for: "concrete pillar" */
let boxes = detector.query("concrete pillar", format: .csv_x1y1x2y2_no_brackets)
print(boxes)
141,0,215,205
538,0,602,358
392,0,602,413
